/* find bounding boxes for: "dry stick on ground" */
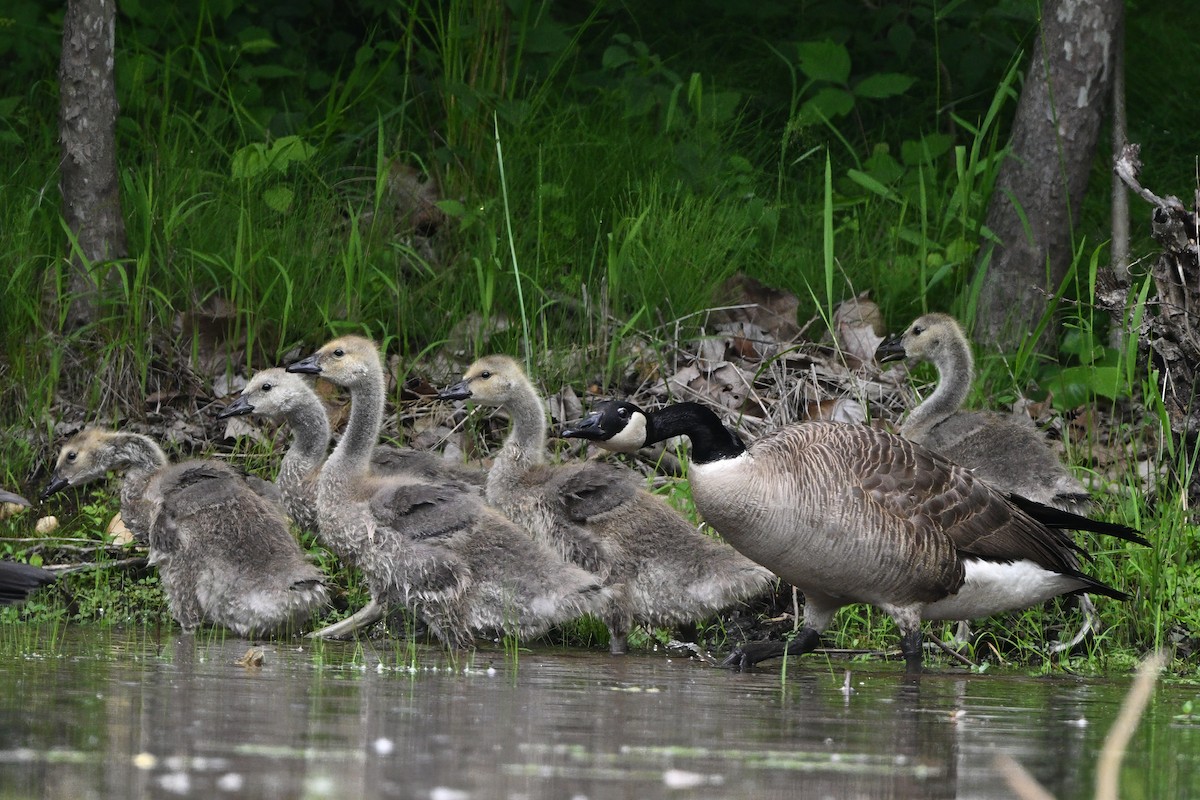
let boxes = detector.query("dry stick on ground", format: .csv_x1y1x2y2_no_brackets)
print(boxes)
996,650,1167,800
1111,144,1200,478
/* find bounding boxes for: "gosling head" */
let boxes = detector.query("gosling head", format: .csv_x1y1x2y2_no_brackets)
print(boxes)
42,429,122,498
875,312,962,366
438,355,526,408
287,335,381,389
559,400,649,454
219,369,316,422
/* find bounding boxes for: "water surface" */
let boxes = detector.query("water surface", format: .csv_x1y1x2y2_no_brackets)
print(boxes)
0,628,1196,799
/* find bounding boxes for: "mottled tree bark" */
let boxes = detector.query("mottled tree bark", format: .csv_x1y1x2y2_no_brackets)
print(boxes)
58,0,126,331
974,0,1121,348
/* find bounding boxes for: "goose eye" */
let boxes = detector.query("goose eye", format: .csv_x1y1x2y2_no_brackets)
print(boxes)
480,371,491,379
66,451,77,462
262,382,273,392
333,348,345,358
617,407,628,418
912,325,924,335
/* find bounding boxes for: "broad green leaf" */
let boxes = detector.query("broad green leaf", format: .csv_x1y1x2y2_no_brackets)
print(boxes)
602,45,632,70
796,41,851,84
436,199,468,217
798,87,854,125
262,185,294,213
230,143,269,179
854,73,915,99
266,136,315,171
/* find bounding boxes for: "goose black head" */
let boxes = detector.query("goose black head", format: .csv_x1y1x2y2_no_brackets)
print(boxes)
559,400,649,454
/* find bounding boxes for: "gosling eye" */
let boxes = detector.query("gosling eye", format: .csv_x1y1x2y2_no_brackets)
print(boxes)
333,348,345,358
480,371,492,379
912,325,924,336
261,382,273,392
66,451,77,462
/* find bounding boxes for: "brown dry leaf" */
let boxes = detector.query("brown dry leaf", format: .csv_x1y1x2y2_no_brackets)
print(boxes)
547,385,583,426
221,415,267,444
805,397,868,424
711,274,801,342
833,293,885,366
716,321,776,362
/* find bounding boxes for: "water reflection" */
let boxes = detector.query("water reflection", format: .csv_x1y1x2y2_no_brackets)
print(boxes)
0,629,1196,799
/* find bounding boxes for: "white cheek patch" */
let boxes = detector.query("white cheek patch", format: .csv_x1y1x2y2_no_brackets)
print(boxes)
600,413,648,453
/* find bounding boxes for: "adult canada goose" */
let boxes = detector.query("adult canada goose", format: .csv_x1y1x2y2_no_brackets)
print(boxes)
0,561,56,606
286,336,610,645
560,400,1145,673
0,490,56,605
875,313,1090,511
42,429,328,637
438,355,774,655
218,369,482,532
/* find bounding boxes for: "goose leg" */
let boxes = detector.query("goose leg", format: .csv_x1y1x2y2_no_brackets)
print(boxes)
720,627,822,671
307,600,385,640
888,606,924,675
899,627,924,675
1049,593,1099,654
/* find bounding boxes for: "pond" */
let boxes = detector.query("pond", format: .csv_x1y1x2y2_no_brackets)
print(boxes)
0,628,1195,799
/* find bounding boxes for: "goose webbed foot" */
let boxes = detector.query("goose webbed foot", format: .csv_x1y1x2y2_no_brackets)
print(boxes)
308,600,385,640
1049,594,1099,654
720,627,822,671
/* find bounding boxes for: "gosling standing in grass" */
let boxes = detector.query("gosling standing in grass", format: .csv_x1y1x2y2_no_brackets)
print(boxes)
876,313,1090,511
42,429,328,637
561,400,1145,673
439,355,774,655
286,336,612,645
877,313,1102,650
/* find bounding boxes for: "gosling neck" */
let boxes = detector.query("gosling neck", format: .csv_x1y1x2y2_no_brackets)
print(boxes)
111,433,169,535
902,338,974,439
284,395,332,471
499,377,548,465
642,403,747,465
329,360,386,477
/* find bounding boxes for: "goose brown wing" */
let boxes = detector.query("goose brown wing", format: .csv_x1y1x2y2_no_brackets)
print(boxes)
834,424,1084,573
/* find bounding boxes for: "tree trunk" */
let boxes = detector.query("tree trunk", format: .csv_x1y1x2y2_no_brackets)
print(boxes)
973,0,1121,348
58,0,126,332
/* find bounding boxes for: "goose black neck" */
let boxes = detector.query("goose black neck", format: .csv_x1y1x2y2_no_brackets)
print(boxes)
645,403,746,464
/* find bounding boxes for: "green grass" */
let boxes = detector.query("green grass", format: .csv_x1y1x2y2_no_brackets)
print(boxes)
1,0,1197,673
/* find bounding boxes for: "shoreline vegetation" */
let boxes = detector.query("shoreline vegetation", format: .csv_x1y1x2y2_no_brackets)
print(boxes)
1,1,1195,675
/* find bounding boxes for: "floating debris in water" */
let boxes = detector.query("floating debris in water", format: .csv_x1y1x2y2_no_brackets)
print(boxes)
235,648,265,668
662,768,724,789
216,773,244,792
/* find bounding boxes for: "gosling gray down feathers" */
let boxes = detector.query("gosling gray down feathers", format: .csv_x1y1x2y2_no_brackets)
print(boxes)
42,429,328,637
218,369,482,533
560,400,1145,673
439,355,774,655
876,312,1090,511
286,336,611,646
